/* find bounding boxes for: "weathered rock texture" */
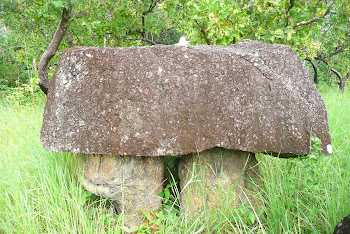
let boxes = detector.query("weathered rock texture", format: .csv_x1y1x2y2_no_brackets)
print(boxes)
179,148,260,213
41,40,332,157
40,40,333,220
76,154,164,227
334,215,350,234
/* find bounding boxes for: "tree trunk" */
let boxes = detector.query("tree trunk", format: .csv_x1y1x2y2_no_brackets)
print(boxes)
17,65,21,84
306,58,318,84
66,31,74,48
32,58,37,71
38,1,73,95
339,79,346,93
317,54,348,93
340,73,350,93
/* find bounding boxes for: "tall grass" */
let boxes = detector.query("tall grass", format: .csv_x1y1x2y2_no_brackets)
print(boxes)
0,86,349,233
0,100,119,233
259,86,350,233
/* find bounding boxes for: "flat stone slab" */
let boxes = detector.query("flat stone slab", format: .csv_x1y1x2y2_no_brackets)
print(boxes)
41,40,332,157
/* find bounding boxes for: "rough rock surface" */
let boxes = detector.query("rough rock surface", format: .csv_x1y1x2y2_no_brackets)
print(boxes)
179,148,260,213
334,215,350,234
41,40,331,157
76,154,164,227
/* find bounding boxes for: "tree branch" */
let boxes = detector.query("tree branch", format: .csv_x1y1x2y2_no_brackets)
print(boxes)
305,58,318,84
124,37,157,45
328,48,345,59
317,53,348,92
40,30,48,38
195,19,211,45
328,34,350,59
317,54,342,78
13,47,25,51
115,35,157,45
315,0,323,11
141,0,159,37
142,0,159,16
38,0,73,95
345,72,350,81
66,31,74,47
74,5,94,18
240,0,247,9
285,0,294,27
293,0,335,29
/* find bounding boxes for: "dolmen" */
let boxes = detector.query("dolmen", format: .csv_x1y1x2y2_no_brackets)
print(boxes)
41,40,332,227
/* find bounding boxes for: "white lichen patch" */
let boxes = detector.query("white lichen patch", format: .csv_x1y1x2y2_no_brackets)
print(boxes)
327,144,332,154
79,120,85,127
61,73,72,89
157,66,164,76
121,135,129,143
156,148,173,155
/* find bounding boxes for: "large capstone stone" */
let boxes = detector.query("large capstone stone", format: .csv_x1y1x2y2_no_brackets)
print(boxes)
41,40,332,157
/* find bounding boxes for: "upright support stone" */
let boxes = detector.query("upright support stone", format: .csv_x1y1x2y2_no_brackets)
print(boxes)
178,148,260,213
77,154,164,227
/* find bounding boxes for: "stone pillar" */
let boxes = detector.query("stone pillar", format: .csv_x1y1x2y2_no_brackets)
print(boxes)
77,154,164,227
178,148,260,214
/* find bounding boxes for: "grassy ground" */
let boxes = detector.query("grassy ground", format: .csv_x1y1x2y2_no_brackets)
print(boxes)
0,86,349,233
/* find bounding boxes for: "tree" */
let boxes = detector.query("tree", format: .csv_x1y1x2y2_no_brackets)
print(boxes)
171,0,349,92
38,0,73,94
0,26,19,89
1,0,184,93
1,0,349,93
315,3,350,92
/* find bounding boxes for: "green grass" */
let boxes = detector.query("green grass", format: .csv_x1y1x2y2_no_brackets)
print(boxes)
0,99,119,233
0,86,349,233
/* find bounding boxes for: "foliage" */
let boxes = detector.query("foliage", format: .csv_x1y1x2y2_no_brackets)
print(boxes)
1,0,349,92
0,31,16,89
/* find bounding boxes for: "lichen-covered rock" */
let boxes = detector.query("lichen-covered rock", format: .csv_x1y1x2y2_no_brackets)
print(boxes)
41,40,332,157
76,154,164,227
334,215,350,234
40,40,333,221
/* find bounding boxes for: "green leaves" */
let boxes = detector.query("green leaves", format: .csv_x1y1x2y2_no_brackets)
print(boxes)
80,190,92,206
158,180,177,208
49,0,65,10
1,0,349,91
309,137,322,158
